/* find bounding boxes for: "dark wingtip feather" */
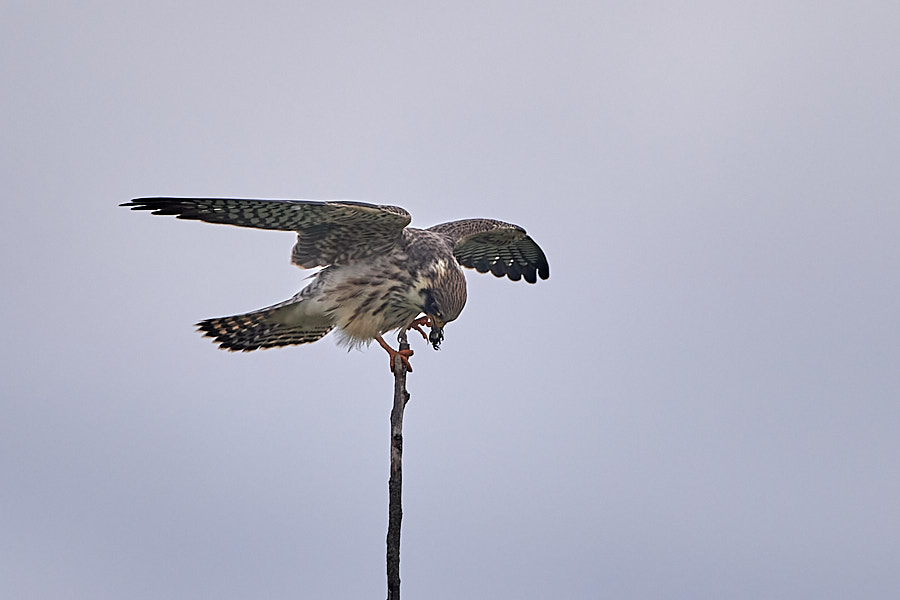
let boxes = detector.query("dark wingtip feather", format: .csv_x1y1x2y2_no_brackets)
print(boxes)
120,199,153,210
121,198,188,216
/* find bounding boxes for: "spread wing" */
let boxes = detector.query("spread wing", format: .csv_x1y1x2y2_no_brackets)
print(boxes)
427,219,550,283
121,197,411,268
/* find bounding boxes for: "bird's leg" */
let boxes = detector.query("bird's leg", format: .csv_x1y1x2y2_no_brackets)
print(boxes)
407,316,432,342
377,335,414,373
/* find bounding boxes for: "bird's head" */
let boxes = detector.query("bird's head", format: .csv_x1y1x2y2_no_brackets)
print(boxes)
421,283,465,350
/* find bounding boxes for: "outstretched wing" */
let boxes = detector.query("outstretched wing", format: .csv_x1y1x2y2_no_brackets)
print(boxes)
428,219,550,283
121,197,411,268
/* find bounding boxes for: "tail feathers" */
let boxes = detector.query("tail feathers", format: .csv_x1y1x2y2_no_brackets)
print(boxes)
197,301,334,351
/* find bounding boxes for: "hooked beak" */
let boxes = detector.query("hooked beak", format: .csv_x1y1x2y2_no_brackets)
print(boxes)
427,315,445,350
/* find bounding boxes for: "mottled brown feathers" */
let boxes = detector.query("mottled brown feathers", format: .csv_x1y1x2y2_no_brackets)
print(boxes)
121,197,411,268
427,218,550,283
123,197,549,358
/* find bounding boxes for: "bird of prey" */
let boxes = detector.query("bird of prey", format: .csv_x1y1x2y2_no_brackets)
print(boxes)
122,198,549,372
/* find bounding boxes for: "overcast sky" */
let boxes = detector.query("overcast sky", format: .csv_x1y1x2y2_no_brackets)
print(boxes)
2,2,899,598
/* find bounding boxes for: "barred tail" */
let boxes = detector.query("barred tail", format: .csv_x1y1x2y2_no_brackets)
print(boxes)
197,299,334,351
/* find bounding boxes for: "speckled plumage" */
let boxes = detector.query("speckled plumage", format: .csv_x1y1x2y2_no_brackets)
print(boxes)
122,197,549,364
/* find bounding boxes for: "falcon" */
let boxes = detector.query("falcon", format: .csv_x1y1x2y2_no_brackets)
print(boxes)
122,198,549,372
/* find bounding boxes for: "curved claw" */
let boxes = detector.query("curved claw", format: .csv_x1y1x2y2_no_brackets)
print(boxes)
390,348,414,373
408,316,432,342
377,336,415,373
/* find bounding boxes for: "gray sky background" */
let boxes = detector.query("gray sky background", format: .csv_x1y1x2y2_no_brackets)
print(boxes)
2,2,899,598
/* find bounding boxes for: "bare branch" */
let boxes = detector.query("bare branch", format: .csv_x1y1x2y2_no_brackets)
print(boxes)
387,330,410,600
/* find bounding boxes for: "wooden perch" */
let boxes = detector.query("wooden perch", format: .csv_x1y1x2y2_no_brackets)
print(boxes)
387,330,410,600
